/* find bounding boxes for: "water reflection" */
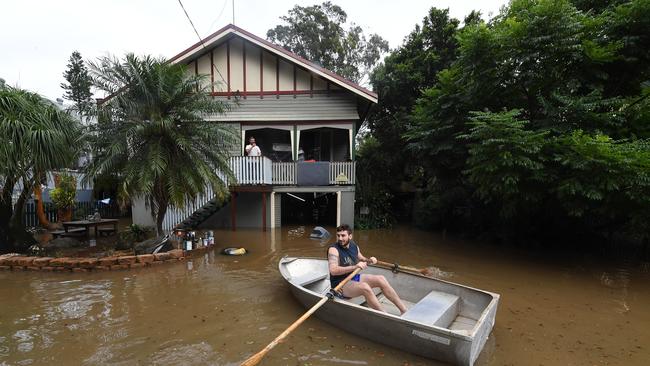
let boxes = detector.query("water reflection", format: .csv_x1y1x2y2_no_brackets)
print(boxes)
0,225,649,365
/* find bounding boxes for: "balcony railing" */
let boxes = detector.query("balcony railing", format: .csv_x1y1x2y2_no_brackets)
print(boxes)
227,157,355,186
225,156,356,185
328,161,355,185
162,158,354,231
229,156,272,185
271,162,296,185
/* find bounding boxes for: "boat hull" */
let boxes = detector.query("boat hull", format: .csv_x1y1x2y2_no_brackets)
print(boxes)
280,257,499,366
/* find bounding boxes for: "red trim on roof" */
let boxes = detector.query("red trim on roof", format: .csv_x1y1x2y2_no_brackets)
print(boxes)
167,24,377,102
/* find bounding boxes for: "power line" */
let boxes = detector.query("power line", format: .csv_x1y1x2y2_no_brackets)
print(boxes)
176,0,228,88
207,0,229,33
177,0,203,46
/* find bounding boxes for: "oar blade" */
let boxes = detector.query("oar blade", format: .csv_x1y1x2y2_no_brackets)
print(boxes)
240,268,362,365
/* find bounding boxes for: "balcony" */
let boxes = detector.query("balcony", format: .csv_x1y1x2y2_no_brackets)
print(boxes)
228,156,355,186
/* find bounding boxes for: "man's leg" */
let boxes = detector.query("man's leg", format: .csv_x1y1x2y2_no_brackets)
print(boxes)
361,274,407,315
341,281,384,312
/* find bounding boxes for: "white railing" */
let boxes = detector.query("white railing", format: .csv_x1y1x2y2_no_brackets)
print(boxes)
229,156,272,185
329,161,355,184
161,156,271,232
161,159,354,231
270,161,356,185
272,162,296,185
162,184,216,232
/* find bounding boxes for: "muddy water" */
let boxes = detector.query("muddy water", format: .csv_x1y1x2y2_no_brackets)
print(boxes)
1,225,649,365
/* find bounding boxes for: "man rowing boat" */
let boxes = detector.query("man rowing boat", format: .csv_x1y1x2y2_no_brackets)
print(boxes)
327,224,407,315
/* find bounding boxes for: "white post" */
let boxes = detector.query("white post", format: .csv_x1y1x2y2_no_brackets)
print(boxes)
336,191,341,227
290,129,295,161
270,192,276,229
349,128,353,161
241,130,246,155
296,130,301,161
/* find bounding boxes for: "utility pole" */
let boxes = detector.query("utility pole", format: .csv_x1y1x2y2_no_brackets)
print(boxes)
232,0,235,25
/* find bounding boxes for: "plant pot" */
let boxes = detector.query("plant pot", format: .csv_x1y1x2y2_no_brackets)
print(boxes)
58,208,73,222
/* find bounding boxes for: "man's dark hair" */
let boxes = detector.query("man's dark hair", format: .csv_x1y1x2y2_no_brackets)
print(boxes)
336,224,352,234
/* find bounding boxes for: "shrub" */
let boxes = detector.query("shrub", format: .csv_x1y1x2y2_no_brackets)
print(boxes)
50,174,76,210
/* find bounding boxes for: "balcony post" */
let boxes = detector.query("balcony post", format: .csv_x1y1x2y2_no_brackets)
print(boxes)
262,192,267,231
231,192,237,231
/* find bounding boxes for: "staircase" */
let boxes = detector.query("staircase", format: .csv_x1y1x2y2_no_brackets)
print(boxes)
161,183,229,232
173,197,228,230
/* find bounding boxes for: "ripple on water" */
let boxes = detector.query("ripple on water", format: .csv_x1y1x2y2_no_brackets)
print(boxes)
146,342,221,366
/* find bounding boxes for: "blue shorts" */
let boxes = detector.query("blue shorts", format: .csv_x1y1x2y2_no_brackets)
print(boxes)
351,274,361,282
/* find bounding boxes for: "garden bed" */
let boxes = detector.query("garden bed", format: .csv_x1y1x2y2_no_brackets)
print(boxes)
0,244,215,273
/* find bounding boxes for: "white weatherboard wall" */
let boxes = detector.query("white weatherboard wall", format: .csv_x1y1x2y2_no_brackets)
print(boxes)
132,196,155,228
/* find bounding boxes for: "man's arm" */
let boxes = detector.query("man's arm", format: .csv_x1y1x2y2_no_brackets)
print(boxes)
357,247,377,264
328,247,363,275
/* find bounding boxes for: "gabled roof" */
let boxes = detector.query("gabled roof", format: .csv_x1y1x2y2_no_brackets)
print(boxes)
168,24,378,104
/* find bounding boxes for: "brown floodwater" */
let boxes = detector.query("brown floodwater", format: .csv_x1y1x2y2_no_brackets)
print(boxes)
1,225,649,365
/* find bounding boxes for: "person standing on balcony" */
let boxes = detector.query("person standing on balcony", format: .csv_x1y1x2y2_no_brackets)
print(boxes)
245,136,261,157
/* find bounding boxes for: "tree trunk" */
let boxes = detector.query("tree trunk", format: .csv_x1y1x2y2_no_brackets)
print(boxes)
10,183,37,252
0,177,17,253
34,183,53,228
0,199,13,254
155,203,168,237
0,177,37,254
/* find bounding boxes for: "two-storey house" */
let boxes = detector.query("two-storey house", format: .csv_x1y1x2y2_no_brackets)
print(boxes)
131,25,377,231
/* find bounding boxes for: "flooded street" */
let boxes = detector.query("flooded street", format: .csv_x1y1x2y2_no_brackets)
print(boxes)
1,225,649,365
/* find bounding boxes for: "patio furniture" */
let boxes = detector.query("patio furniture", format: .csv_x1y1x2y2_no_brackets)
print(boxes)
62,219,119,240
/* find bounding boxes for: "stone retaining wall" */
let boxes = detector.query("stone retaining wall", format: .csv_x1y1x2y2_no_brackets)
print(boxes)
0,246,214,273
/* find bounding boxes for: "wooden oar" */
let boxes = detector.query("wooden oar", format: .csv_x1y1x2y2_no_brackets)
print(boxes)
373,259,433,276
240,267,362,366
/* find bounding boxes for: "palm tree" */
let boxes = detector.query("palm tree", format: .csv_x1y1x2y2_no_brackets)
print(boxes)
86,54,235,235
0,85,80,253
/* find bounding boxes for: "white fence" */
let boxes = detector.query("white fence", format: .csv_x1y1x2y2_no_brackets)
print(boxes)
272,162,296,185
229,156,272,185
328,162,356,185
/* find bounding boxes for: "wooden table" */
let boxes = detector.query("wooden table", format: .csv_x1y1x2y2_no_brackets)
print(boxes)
62,219,119,239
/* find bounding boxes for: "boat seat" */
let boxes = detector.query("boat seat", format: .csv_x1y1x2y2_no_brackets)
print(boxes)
401,290,459,328
291,273,329,287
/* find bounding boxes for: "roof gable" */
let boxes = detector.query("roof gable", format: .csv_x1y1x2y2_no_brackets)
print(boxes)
168,24,377,104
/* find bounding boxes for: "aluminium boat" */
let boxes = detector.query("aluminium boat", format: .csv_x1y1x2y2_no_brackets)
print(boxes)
279,256,499,365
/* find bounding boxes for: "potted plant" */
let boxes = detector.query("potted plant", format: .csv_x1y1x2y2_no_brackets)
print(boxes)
50,173,76,222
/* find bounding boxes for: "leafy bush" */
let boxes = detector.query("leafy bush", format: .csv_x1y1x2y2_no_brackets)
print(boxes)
119,224,153,243
50,174,76,210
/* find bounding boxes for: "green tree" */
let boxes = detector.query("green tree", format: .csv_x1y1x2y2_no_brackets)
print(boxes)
358,8,466,226
0,85,80,253
86,54,235,235
61,51,93,121
267,1,388,83
403,0,650,244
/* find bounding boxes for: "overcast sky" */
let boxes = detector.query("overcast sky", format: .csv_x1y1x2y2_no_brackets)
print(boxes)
0,0,507,100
